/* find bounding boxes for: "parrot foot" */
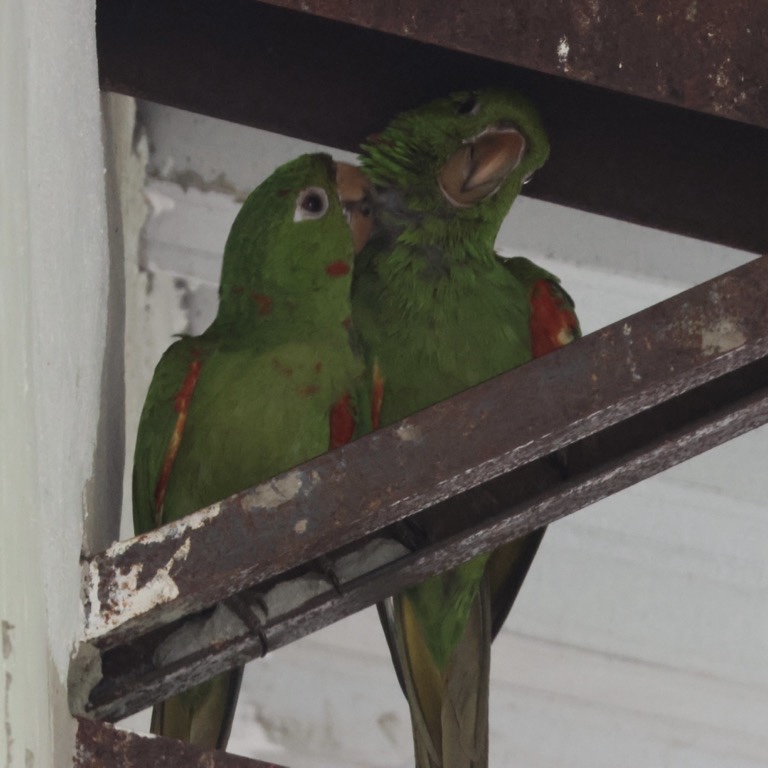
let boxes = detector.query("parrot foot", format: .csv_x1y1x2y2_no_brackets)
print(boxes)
311,555,343,596
224,594,270,656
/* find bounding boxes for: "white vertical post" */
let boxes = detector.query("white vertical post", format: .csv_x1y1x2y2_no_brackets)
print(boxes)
0,1,117,766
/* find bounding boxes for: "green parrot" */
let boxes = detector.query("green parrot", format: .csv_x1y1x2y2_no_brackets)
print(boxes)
132,153,373,748
351,89,580,767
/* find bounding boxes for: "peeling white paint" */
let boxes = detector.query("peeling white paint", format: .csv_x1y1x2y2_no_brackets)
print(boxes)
557,35,570,67
395,422,422,442
144,187,176,217
621,323,642,381
85,538,191,639
84,468,316,639
701,319,746,356
159,156,175,178
107,501,223,559
248,469,310,510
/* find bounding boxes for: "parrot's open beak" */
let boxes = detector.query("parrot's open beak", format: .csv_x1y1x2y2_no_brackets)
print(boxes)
335,162,375,254
437,125,527,208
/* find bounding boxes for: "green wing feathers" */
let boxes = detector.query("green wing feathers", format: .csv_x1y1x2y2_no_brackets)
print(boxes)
394,576,492,768
132,337,204,533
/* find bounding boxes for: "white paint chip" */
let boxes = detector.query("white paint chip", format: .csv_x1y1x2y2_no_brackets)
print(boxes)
557,35,570,67
104,501,223,558
395,422,422,442
248,469,309,510
144,187,176,217
85,538,191,639
701,319,746,356
294,519,308,534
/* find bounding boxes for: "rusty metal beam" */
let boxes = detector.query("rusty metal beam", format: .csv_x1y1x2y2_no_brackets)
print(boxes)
95,0,768,255
74,717,286,767
71,256,768,722
262,0,768,130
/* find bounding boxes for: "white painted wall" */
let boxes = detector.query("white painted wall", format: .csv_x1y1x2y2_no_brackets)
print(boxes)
0,2,119,766
119,101,768,767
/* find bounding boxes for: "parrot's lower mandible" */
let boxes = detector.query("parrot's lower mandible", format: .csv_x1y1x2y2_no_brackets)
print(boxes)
351,89,581,768
132,153,373,748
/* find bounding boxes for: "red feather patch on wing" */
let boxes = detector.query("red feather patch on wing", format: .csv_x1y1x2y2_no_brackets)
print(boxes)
371,360,385,430
329,392,356,449
153,355,203,525
529,279,579,359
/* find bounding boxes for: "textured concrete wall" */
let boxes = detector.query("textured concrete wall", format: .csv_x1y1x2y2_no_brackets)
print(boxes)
0,2,119,765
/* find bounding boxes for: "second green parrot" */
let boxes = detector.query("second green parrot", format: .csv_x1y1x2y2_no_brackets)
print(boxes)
132,153,373,748
352,89,580,767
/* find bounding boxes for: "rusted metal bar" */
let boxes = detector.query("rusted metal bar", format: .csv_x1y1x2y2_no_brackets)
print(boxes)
74,716,286,767
262,0,768,130
95,0,768,255
71,256,768,721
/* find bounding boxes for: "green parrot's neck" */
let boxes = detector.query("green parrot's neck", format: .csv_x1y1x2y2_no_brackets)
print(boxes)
209,279,352,345
352,185,532,422
363,157,526,288
363,204,500,308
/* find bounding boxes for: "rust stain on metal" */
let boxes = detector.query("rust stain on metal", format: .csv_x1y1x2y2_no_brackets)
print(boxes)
261,0,768,129
75,716,287,767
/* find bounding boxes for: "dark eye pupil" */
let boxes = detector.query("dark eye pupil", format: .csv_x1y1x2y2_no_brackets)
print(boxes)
457,94,478,114
302,193,324,213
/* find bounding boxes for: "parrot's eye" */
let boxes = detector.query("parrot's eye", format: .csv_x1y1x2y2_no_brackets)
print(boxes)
455,93,480,116
294,187,330,222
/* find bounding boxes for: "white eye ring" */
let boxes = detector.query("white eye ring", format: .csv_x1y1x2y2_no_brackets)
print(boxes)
294,186,329,222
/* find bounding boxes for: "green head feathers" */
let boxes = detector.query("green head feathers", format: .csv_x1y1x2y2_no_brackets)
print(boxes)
361,88,549,223
215,153,371,331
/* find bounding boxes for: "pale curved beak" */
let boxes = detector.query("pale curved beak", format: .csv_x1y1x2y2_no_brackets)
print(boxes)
335,162,375,254
438,126,526,208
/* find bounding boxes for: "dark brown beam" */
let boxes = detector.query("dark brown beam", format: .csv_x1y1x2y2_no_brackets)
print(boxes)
262,0,768,130
95,0,768,254
74,717,286,767
72,256,768,722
